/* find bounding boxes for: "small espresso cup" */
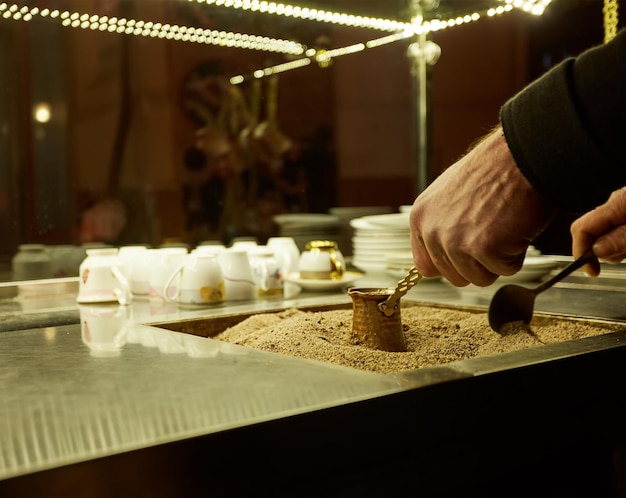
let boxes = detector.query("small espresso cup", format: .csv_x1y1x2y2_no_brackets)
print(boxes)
218,249,257,301
164,253,225,306
148,247,188,301
117,245,149,290
298,240,345,280
248,247,283,296
267,236,300,275
77,248,132,305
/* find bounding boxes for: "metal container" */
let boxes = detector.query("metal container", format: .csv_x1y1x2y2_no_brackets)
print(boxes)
348,287,407,352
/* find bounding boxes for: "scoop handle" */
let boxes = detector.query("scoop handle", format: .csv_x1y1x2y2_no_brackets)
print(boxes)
533,248,596,295
378,267,422,317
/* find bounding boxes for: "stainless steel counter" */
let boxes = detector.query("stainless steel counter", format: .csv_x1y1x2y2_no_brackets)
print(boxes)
1,272,625,496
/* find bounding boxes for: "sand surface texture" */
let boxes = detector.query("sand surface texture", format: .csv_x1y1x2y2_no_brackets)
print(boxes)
213,305,622,374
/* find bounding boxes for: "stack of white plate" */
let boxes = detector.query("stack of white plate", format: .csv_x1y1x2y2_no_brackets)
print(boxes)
350,213,411,274
273,213,341,251
329,206,393,256
385,252,415,280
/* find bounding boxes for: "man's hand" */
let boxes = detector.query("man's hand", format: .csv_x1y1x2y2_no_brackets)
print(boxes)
571,186,626,277
410,127,556,287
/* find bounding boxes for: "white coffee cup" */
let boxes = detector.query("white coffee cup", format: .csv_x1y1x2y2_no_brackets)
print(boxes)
118,245,149,289
164,252,225,305
298,240,345,280
77,248,132,305
248,247,283,296
79,304,130,357
218,249,257,301
193,244,226,255
131,249,158,295
149,247,188,302
230,240,258,252
267,236,300,275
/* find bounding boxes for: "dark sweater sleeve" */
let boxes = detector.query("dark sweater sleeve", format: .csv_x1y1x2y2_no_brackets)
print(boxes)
500,28,626,213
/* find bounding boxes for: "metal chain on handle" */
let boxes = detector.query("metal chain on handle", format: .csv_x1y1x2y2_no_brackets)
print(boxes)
378,266,423,317
604,0,619,44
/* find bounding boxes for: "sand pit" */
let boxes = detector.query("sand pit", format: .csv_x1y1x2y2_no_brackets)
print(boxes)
212,305,622,374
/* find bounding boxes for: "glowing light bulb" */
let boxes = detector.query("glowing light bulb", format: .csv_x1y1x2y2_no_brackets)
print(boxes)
33,102,51,123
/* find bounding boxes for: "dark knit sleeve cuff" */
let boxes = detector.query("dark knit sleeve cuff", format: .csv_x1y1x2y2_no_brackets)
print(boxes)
500,31,626,213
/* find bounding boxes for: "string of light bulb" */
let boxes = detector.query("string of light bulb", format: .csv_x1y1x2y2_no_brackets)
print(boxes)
187,0,407,32
498,0,552,17
229,1,554,83
0,0,552,81
188,0,551,33
0,2,305,55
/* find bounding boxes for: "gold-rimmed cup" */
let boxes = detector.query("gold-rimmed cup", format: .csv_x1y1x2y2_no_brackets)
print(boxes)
298,240,344,280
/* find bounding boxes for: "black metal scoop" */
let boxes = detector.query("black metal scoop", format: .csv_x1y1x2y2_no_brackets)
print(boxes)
488,248,596,333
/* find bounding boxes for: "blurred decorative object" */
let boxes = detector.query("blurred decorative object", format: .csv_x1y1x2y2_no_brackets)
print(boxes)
407,39,441,66
195,126,232,161
252,75,292,164
239,79,262,152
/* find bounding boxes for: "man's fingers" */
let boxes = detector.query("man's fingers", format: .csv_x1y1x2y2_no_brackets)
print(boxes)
411,234,441,279
571,188,626,272
412,235,469,286
593,225,626,263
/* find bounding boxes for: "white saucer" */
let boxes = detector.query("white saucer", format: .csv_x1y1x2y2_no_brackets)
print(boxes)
351,220,409,233
284,271,364,291
357,212,410,229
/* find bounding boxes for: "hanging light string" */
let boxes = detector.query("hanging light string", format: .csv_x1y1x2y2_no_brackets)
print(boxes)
187,0,406,32
189,0,552,32
0,0,552,81
230,2,555,84
497,0,552,16
0,2,305,54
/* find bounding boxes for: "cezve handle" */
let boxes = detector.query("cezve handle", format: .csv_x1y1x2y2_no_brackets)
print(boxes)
378,266,422,317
